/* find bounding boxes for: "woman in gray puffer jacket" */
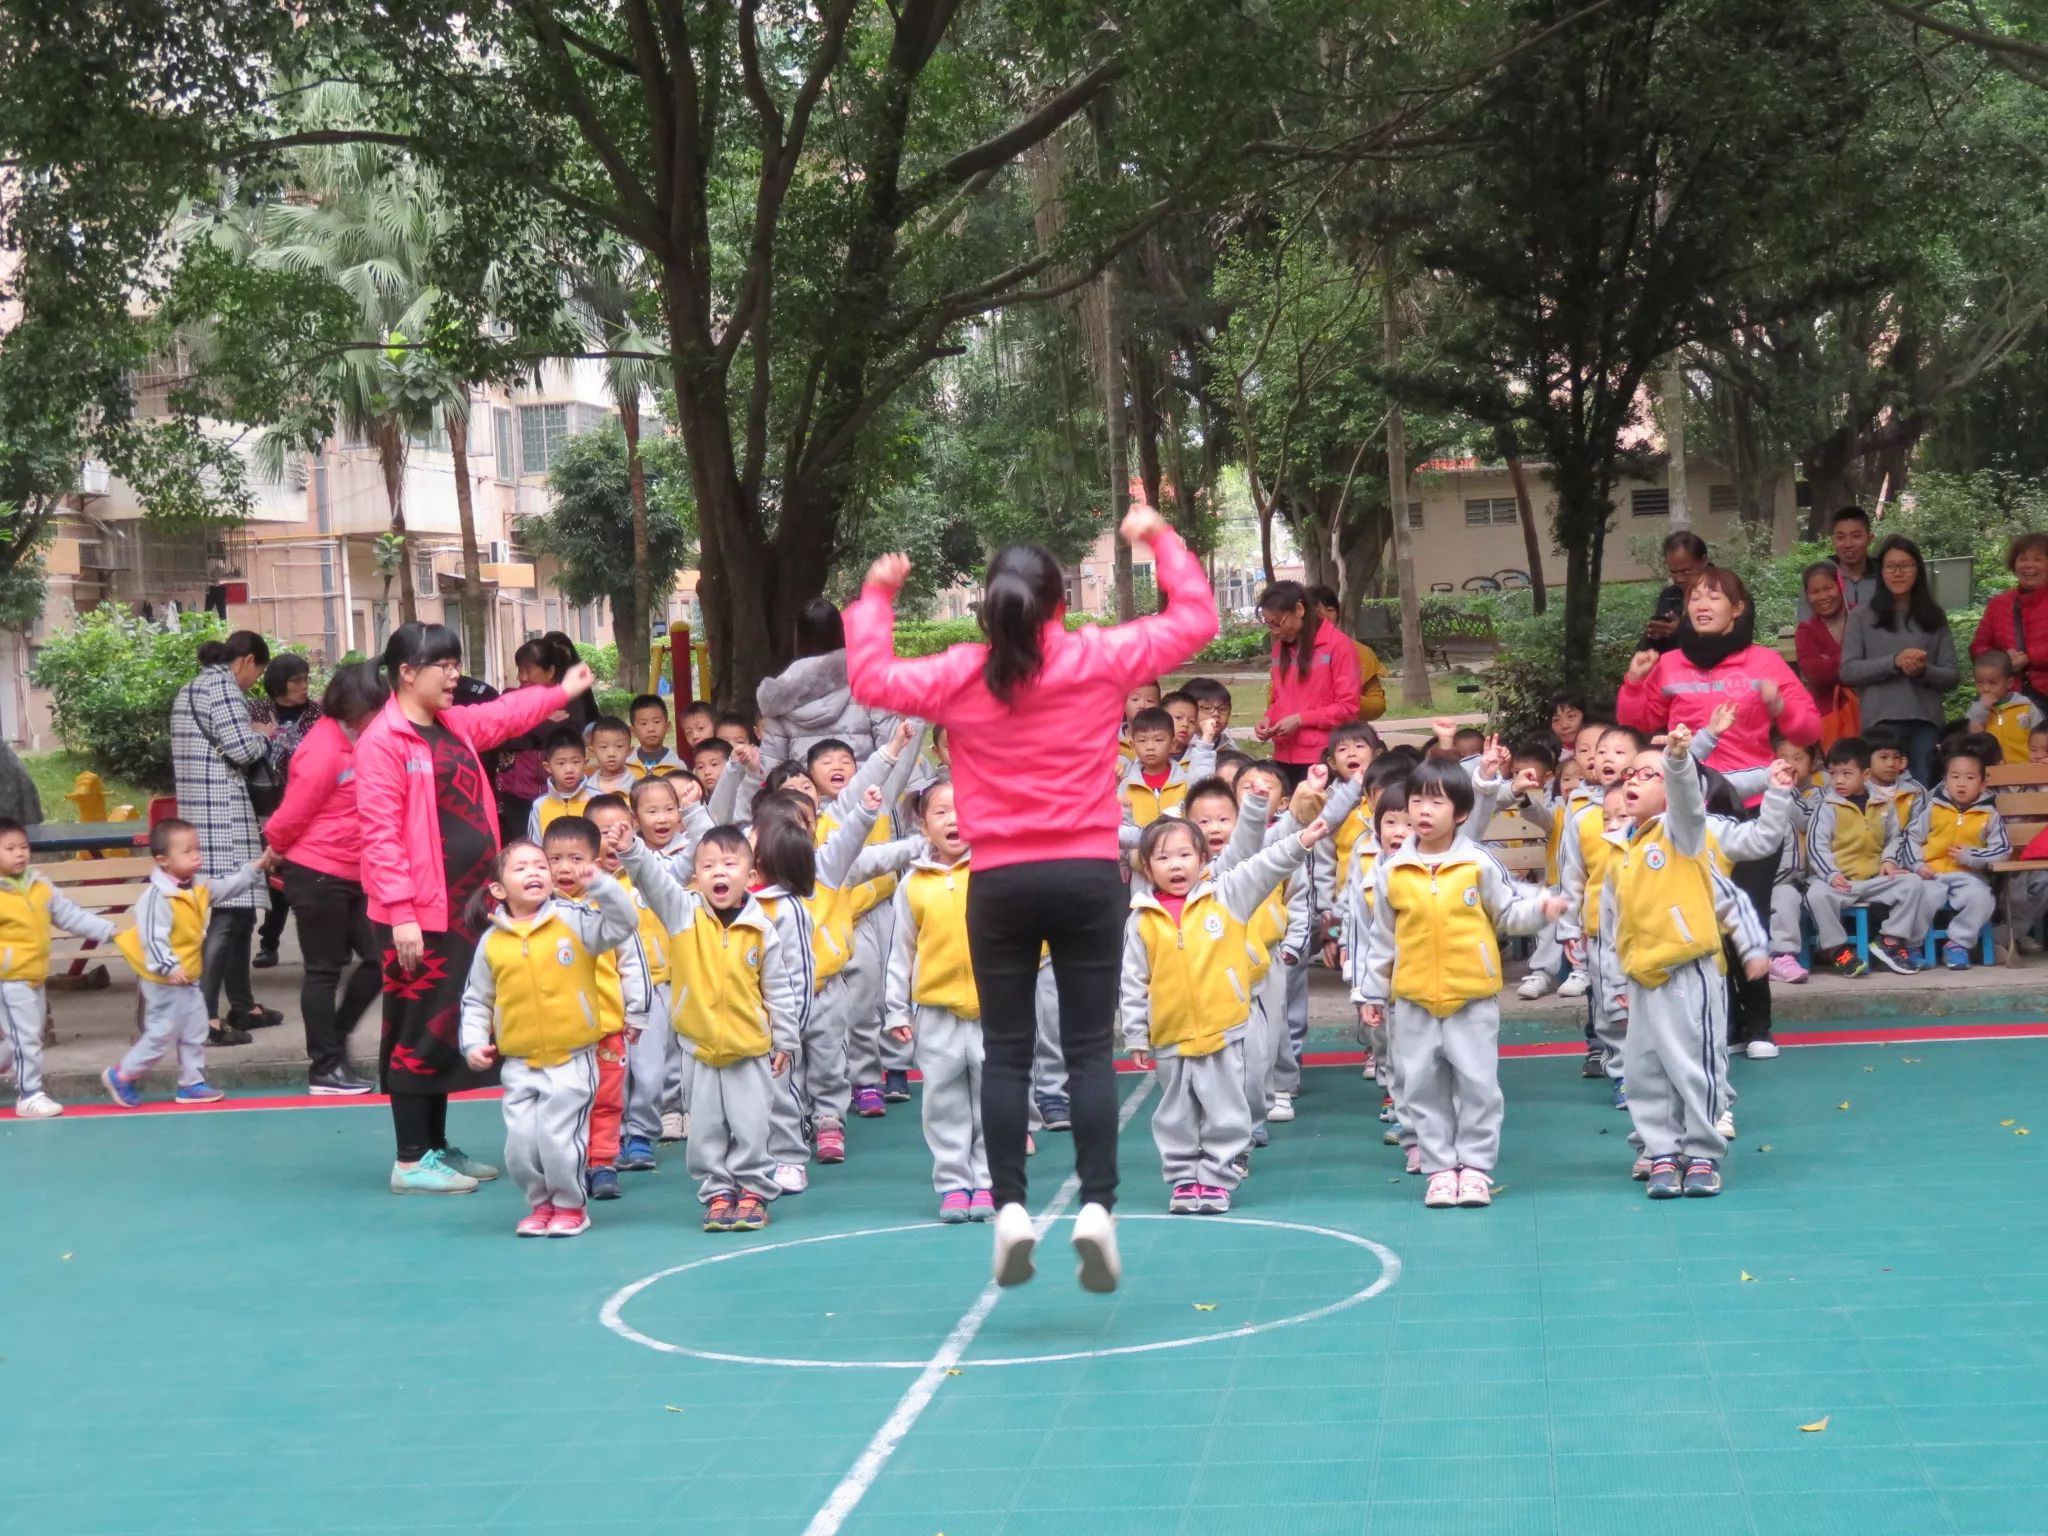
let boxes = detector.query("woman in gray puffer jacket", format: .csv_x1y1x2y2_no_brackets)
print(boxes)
756,599,897,770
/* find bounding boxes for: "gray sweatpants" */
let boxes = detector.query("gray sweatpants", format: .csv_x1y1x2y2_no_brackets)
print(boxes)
1924,872,1995,948
685,1053,781,1203
1586,939,1625,1080
1622,955,1728,1163
1807,873,1934,949
1151,1040,1254,1191
500,1051,598,1210
1769,884,1805,956
118,980,208,1088
843,906,910,1083
910,1004,988,1192
1271,958,1310,1095
1,980,48,1100
625,982,674,1142
1031,961,1066,1102
1527,922,1563,979
1390,997,1503,1175
803,975,853,1130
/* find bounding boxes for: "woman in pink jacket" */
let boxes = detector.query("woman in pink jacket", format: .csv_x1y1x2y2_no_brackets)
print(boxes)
1255,581,1363,787
846,506,1217,1294
354,622,593,1195
261,662,389,1098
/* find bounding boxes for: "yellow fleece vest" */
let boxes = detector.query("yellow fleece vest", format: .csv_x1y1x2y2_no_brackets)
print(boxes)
1572,804,1615,936
669,915,773,1067
477,913,608,1067
1334,805,1371,891
0,878,55,984
1122,775,1188,830
757,886,855,991
904,863,979,1018
533,791,593,839
616,873,670,986
115,882,211,983
1613,820,1724,987
1545,808,1568,885
1983,698,2034,769
1134,892,1258,1056
1825,796,1889,881
1247,886,1290,985
1382,858,1502,1018
817,811,896,934
1923,801,1997,874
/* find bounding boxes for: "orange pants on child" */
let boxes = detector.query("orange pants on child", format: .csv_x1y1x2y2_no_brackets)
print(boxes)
587,1031,626,1168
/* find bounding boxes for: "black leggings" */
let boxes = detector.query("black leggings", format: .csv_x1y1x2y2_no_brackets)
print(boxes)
281,862,380,1078
966,859,1127,1210
391,1094,449,1163
201,907,257,1021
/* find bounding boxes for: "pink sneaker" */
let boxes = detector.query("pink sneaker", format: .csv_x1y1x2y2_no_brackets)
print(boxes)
1026,1132,1037,1156
939,1190,973,1224
1424,1170,1459,1208
1768,954,1809,985
547,1205,591,1238
1404,1144,1422,1175
1456,1168,1493,1207
969,1189,995,1220
516,1204,555,1237
816,1125,846,1163
1197,1185,1232,1214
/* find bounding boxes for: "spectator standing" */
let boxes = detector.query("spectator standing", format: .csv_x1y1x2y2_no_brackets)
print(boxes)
1798,506,1881,619
1255,580,1362,790
1840,535,1958,785
756,598,896,770
1970,531,2048,705
251,653,320,970
1642,531,1709,653
1794,560,1861,750
1308,586,1388,722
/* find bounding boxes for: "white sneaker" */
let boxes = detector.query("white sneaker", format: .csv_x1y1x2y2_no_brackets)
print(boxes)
772,1163,809,1194
1070,1202,1121,1294
1424,1171,1459,1208
15,1091,63,1119
660,1110,687,1142
1555,970,1591,999
1456,1168,1493,1207
1268,1091,1296,1123
991,1202,1038,1287
1715,1110,1736,1140
1744,1039,1780,1061
1516,972,1552,1000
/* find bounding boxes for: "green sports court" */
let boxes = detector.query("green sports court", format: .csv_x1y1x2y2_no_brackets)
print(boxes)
6,1020,2046,1536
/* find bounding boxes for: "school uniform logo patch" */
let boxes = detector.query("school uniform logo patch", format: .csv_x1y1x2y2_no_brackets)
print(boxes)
1462,887,1479,906
556,938,575,965
1203,913,1225,938
1645,847,1667,871
745,946,761,969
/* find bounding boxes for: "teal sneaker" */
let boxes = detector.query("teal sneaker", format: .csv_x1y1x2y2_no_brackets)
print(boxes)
390,1149,480,1196
439,1146,499,1182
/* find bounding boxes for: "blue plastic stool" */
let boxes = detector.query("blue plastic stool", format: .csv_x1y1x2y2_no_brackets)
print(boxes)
1799,905,1870,970
1921,920,1996,968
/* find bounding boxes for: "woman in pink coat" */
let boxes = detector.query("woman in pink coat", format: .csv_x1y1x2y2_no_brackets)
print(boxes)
1255,581,1362,788
845,506,1218,1294
354,622,593,1195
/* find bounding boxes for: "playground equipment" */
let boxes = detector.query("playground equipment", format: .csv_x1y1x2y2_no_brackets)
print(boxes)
651,622,713,706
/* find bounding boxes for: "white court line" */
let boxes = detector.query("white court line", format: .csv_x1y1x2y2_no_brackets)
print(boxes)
799,1074,1155,1536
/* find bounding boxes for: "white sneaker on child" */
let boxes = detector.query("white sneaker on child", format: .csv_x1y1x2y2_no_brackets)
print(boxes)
1556,970,1591,999
1715,1110,1736,1140
1516,971,1552,1000
1744,1039,1780,1061
773,1163,809,1194
15,1092,63,1119
1268,1091,1296,1123
1424,1171,1459,1208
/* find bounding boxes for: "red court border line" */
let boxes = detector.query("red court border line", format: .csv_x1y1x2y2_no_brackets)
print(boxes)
12,1021,2048,1121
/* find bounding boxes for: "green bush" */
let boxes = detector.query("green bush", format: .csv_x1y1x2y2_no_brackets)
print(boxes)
890,613,1111,659
1194,624,1270,664
579,640,620,685
594,687,636,721
33,609,238,791
1474,584,1664,738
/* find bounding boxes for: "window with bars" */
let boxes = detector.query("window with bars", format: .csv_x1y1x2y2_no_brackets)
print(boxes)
1631,487,1670,518
519,404,569,475
1708,483,1738,515
1463,497,1517,527
414,551,438,595
494,409,515,481
1407,501,1424,529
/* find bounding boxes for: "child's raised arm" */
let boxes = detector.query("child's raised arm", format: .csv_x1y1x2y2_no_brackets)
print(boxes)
1662,724,1708,858
1216,819,1322,924
847,833,925,887
1211,790,1270,878
618,835,698,932
710,743,758,824
816,789,882,890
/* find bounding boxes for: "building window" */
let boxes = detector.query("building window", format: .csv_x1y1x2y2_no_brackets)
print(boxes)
413,551,438,595
1406,501,1424,529
1463,497,1517,527
1631,487,1670,518
1708,483,1738,515
1063,575,1084,612
494,409,515,481
519,404,569,475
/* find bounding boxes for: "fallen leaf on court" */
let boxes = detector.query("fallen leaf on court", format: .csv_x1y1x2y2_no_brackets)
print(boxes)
1863,1066,1875,1072
2003,1119,2016,1127
1799,1416,1830,1433
60,1253,71,1261
1838,1102,1851,1110
663,1405,685,1414
1194,1303,1217,1312
1759,1144,1774,1153
1740,1271,1757,1283
945,1368,962,1376
2019,1128,2032,1136
1901,1057,1921,1063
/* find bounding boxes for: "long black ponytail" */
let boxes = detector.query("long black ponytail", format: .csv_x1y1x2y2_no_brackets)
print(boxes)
980,544,1065,705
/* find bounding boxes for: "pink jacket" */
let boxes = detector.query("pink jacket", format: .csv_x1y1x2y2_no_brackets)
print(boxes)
355,685,568,931
844,528,1219,871
1617,644,1822,772
1264,616,1364,765
263,716,365,882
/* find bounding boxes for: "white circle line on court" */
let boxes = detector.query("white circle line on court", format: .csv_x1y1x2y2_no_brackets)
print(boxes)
599,1214,1402,1370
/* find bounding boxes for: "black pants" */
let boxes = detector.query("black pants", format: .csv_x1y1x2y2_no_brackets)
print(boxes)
258,882,290,952
391,1093,449,1163
1726,850,1776,1044
966,858,1126,1210
282,861,379,1078
200,907,257,1021
1272,761,1312,792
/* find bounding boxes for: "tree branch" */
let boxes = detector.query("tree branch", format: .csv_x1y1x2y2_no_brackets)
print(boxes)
1862,0,2048,69
895,55,1128,217
515,1,667,242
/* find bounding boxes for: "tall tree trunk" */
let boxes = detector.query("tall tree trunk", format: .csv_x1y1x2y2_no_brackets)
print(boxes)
1130,338,1165,517
1497,425,1548,615
445,409,490,670
1801,427,1861,539
376,421,417,624
1552,454,1610,682
1383,260,1429,709
1162,381,1194,536
620,395,651,692
1663,358,1691,530
1097,268,1134,621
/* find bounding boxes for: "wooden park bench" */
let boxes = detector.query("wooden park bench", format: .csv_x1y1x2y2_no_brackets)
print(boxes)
1988,762,2048,964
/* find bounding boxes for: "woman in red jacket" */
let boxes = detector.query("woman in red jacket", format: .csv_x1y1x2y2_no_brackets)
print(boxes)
1255,581,1362,789
1794,561,1859,751
846,505,1218,1294
261,663,389,1097
1970,532,2048,704
354,622,593,1196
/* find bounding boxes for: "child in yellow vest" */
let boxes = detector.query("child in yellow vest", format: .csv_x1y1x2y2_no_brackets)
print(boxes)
1763,737,1825,983
624,773,712,1149
1227,761,1328,1125
613,819,803,1233
527,728,595,842
1345,788,1420,1169
1117,707,1218,833
1966,651,2045,768
1555,723,1636,1078
1902,744,2010,970
1507,739,1568,1002
583,717,640,797
1805,736,1936,977
458,840,640,1237
1600,725,1770,1198
0,817,117,1118
1862,723,1929,847
1122,814,1326,1214
1356,760,1566,1210
103,819,270,1109
627,694,692,779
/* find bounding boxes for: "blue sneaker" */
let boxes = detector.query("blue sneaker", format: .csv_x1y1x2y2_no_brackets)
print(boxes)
1036,1093,1072,1131
1646,1158,1683,1200
1943,941,1971,972
174,1081,225,1105
101,1067,142,1109
587,1166,622,1201
617,1135,658,1172
883,1070,912,1104
1682,1158,1722,1197
1612,1076,1629,1111
1250,1124,1271,1149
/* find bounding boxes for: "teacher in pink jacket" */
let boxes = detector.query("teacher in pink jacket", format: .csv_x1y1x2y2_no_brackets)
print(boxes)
1255,580,1363,788
354,621,593,1196
846,506,1218,1295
